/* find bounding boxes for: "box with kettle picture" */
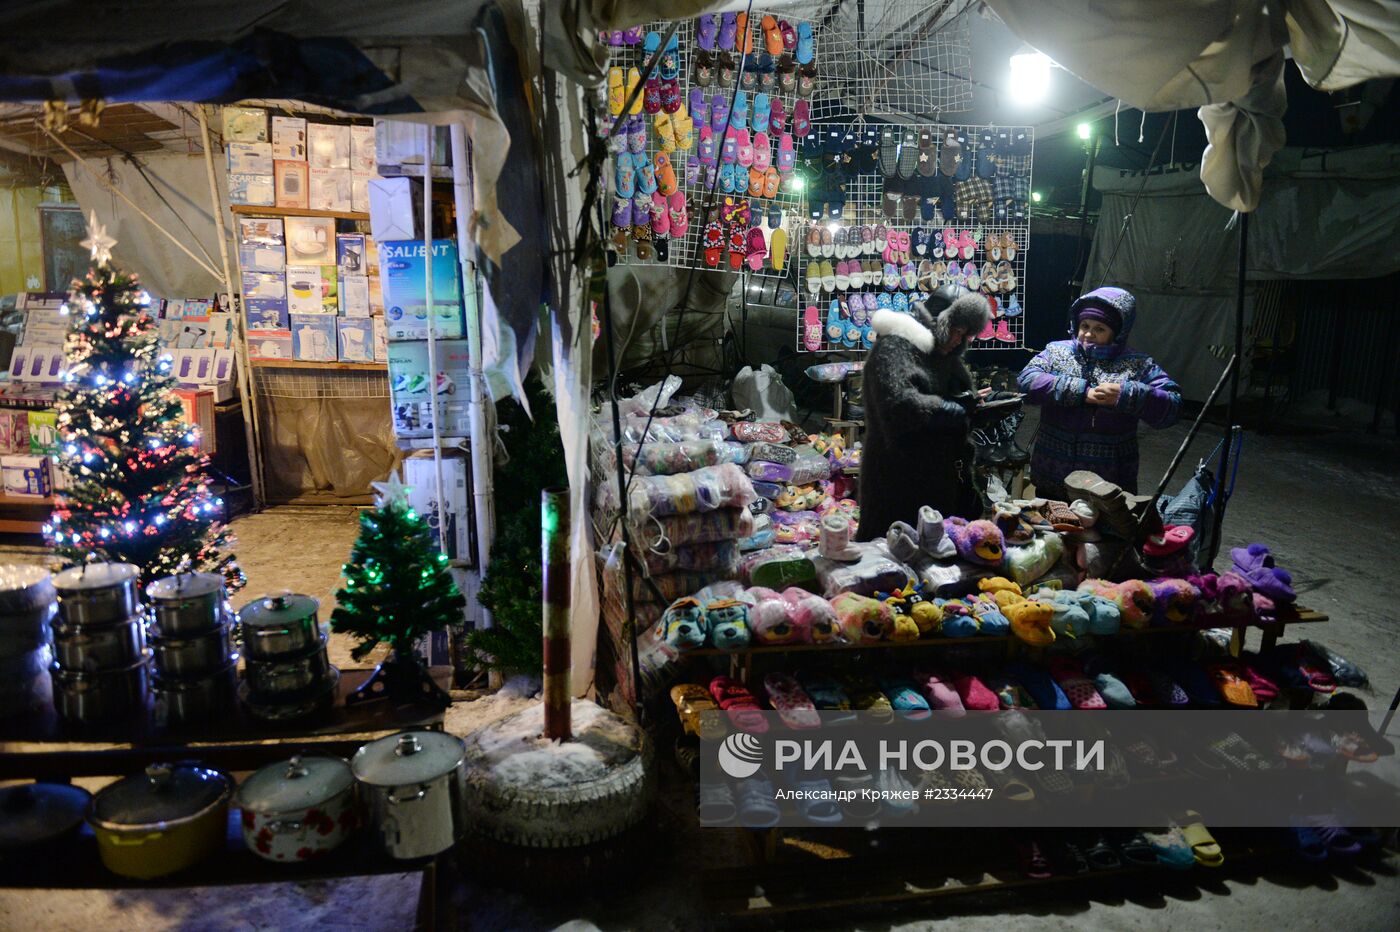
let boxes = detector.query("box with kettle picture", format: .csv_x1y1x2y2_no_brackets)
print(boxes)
291,314,339,362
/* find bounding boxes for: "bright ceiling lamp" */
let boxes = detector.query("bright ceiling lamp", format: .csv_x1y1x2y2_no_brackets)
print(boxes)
1008,48,1052,106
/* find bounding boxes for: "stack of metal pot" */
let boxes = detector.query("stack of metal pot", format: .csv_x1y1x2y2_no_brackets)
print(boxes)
146,572,237,726
236,591,339,722
49,563,149,725
0,566,57,719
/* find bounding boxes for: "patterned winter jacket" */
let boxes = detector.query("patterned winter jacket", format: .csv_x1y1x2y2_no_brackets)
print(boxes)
1017,300,1180,495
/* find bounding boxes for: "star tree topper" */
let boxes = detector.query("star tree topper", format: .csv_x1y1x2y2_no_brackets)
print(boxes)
80,210,117,266
371,470,412,510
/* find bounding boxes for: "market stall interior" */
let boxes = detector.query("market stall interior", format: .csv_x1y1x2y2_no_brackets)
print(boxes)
0,0,1399,928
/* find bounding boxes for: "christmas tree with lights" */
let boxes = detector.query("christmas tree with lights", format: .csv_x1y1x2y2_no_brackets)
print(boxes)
45,212,243,590
331,471,464,705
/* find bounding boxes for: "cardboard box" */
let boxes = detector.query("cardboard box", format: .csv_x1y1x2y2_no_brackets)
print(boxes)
227,142,274,175
403,452,472,561
340,276,370,317
7,345,66,385
350,124,376,174
309,168,352,213
271,115,307,160
364,236,380,277
274,160,309,209
387,339,471,439
378,239,465,340
19,307,68,346
26,411,57,455
206,313,237,350
238,217,284,245
308,123,351,170
284,265,326,315
157,318,185,346
336,234,367,276
351,173,374,214
368,277,385,316
284,217,336,264
0,410,29,455
2,454,52,497
248,330,293,360
246,306,289,331
367,176,420,242
241,271,286,303
290,313,338,361
174,389,217,453
222,107,268,143
228,173,274,206
238,241,285,274
337,317,375,362
50,457,72,493
373,316,388,362
375,121,450,168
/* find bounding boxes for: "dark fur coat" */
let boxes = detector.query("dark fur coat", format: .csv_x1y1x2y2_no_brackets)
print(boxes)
856,294,992,540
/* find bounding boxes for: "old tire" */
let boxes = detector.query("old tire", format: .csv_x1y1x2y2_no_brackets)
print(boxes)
461,700,653,848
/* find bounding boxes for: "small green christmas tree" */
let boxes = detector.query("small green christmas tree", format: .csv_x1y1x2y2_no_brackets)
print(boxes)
331,471,465,663
46,212,242,590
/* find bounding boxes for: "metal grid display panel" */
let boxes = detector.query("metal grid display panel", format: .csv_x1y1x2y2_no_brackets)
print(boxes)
807,0,976,122
605,13,815,276
792,123,1033,353
253,368,389,400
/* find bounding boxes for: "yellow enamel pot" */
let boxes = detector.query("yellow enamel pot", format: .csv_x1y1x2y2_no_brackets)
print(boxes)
90,764,232,879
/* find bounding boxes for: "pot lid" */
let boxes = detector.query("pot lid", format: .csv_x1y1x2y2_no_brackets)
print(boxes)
238,590,318,629
237,755,353,813
352,731,464,786
147,572,224,602
0,565,53,595
0,782,91,848
53,563,139,593
91,763,231,828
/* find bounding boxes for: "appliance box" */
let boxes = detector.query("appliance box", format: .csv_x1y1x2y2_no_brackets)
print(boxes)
386,339,471,439
377,239,465,341
290,314,338,362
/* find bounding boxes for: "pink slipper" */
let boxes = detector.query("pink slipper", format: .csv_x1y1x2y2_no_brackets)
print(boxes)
803,305,822,351
763,672,821,729
710,675,769,733
745,227,767,270
1049,657,1107,710
950,673,1000,711
959,229,976,260
668,190,689,237
913,669,966,716
942,226,959,258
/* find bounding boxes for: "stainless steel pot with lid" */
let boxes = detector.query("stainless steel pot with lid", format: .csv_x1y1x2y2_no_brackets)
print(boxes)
146,573,227,635
51,616,147,671
352,731,467,859
237,591,322,660
0,565,56,614
53,563,141,626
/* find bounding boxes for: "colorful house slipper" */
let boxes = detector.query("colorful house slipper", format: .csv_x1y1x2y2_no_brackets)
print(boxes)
911,669,965,715
1179,811,1224,866
789,779,843,824
697,780,736,824
763,672,821,729
670,683,726,739
841,674,895,723
735,777,781,827
1143,826,1196,870
710,675,769,733
879,677,933,720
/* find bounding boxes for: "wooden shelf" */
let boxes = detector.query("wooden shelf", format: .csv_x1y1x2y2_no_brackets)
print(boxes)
0,491,54,507
229,205,369,222
250,358,385,371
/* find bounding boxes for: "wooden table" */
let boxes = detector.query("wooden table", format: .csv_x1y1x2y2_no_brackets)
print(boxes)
0,667,456,928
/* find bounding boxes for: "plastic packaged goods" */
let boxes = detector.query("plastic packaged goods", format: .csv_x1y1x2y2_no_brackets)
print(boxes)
625,463,756,521
746,442,797,465
622,440,747,475
748,451,832,485
632,507,756,550
751,480,784,500
640,540,741,577
812,542,915,599
601,412,729,444
602,565,730,605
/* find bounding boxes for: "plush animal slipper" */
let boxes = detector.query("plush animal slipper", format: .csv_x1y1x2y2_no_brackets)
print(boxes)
709,675,769,733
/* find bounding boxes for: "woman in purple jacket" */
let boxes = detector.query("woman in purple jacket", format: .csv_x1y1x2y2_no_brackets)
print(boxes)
1017,287,1181,500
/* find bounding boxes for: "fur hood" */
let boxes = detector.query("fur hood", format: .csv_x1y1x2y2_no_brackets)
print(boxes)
872,293,991,355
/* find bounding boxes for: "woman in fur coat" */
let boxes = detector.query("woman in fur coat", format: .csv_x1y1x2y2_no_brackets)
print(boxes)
856,288,993,540
1018,286,1181,500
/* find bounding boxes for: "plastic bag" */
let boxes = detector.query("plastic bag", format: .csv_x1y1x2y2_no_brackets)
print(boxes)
625,463,756,521
812,541,915,599
633,507,755,550
617,375,682,418
624,440,747,475
731,364,797,423
640,539,741,576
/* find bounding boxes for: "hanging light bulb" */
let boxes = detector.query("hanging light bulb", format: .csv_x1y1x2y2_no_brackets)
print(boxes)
1008,48,1052,106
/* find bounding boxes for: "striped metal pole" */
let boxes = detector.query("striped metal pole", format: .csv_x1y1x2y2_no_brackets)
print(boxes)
542,486,571,741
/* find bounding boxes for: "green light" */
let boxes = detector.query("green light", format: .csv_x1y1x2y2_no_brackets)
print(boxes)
1076,122,1091,140
542,502,560,535
790,176,806,192
1031,191,1042,203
